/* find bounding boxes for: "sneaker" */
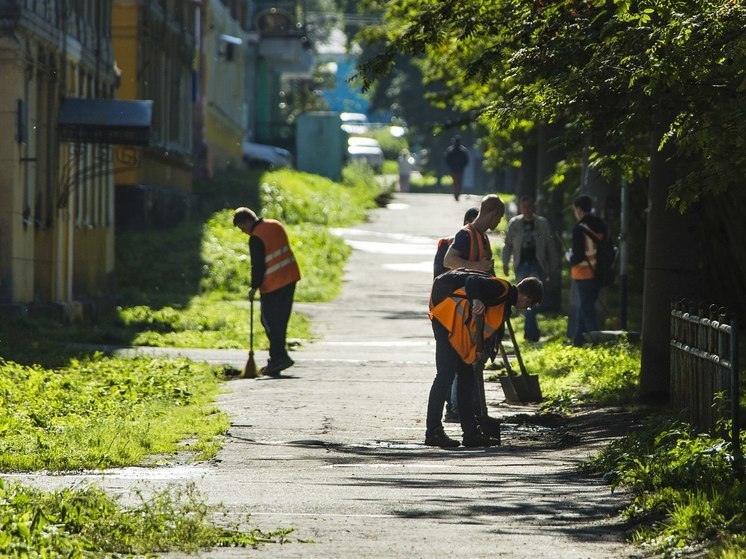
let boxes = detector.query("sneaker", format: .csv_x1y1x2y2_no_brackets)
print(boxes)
424,427,460,448
262,356,294,377
462,430,500,448
444,408,460,423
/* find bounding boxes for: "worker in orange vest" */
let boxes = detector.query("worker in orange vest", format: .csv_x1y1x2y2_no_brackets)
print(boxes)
425,269,543,448
234,207,301,376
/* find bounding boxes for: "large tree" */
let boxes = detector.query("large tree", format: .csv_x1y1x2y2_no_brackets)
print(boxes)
358,0,746,401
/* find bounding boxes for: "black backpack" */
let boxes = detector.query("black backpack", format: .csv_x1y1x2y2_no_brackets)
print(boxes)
581,227,617,288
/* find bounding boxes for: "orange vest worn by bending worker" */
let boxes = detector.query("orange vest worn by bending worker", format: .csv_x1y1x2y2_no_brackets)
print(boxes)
429,274,510,364
252,219,301,294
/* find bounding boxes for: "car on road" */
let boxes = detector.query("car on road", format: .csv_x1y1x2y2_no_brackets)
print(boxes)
346,136,384,171
340,112,370,135
242,140,292,170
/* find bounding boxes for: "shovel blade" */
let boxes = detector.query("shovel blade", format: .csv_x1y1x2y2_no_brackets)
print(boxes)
521,373,543,403
499,374,523,403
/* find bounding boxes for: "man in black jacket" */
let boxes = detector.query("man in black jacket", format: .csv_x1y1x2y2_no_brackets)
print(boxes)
567,195,608,346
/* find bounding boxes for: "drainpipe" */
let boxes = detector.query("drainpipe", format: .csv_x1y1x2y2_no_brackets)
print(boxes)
55,0,69,305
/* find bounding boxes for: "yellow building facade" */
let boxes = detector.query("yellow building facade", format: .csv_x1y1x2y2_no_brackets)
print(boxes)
0,1,119,312
112,0,196,229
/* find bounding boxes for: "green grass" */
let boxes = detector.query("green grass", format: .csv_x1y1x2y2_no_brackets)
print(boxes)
490,314,640,409
0,165,391,553
0,354,229,471
581,416,746,557
0,480,294,557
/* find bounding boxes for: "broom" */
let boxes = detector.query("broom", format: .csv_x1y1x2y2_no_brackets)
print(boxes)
241,295,259,378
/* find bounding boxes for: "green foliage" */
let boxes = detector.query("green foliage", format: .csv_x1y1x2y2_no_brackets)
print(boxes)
0,355,229,471
0,480,293,557
511,316,640,408
582,416,746,555
361,0,746,208
366,126,408,160
259,168,385,226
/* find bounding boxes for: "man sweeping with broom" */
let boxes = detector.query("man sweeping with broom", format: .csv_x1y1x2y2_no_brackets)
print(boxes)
233,207,301,377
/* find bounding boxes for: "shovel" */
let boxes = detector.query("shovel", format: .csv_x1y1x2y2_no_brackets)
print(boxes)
241,296,260,378
497,341,526,403
473,314,501,442
502,317,542,403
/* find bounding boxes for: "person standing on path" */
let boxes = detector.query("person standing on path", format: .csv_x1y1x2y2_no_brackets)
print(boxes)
397,148,415,192
440,194,504,422
433,207,479,279
233,207,301,376
502,195,559,342
443,194,504,275
567,195,608,346
433,206,479,423
444,136,470,201
425,269,544,448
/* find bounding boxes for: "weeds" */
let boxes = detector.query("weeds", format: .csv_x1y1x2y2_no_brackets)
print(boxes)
0,355,229,471
582,415,746,556
0,480,294,557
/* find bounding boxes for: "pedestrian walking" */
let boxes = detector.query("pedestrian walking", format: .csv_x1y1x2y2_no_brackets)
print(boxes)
566,195,608,346
444,136,470,201
425,269,544,448
397,148,415,192
233,207,301,376
502,195,559,342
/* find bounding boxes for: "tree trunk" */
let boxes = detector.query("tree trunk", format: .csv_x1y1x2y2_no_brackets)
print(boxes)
518,130,538,201
639,121,704,403
535,123,564,312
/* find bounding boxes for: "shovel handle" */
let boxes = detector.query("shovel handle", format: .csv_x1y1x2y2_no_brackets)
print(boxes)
499,343,515,375
505,317,528,376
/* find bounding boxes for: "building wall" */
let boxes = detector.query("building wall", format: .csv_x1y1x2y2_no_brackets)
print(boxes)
193,0,253,177
0,0,117,308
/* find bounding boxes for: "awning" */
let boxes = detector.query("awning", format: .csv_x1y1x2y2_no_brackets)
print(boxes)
58,98,153,146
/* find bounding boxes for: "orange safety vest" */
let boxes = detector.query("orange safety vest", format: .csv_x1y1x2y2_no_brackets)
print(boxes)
428,278,510,364
571,224,601,281
252,219,301,294
462,223,491,262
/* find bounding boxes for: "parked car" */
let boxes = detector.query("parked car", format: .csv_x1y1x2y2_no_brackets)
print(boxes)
242,140,292,169
340,112,370,135
347,136,384,171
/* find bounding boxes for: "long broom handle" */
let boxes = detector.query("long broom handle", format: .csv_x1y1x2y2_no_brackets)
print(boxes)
249,297,254,350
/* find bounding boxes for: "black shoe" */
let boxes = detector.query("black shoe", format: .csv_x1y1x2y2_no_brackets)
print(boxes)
262,356,294,377
425,427,460,448
462,430,500,448
444,408,460,423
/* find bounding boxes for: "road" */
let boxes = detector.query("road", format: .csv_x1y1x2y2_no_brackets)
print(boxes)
6,192,641,558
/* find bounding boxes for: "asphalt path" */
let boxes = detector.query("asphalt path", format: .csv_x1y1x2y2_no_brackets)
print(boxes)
6,192,641,558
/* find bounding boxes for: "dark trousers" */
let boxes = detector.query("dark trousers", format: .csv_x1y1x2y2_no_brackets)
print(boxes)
426,320,478,436
260,282,296,361
450,171,464,201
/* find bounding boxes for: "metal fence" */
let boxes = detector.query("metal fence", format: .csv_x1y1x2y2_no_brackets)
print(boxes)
670,300,741,472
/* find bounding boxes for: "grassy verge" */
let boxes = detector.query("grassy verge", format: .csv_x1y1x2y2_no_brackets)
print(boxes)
0,480,294,556
581,416,745,558
0,354,229,471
